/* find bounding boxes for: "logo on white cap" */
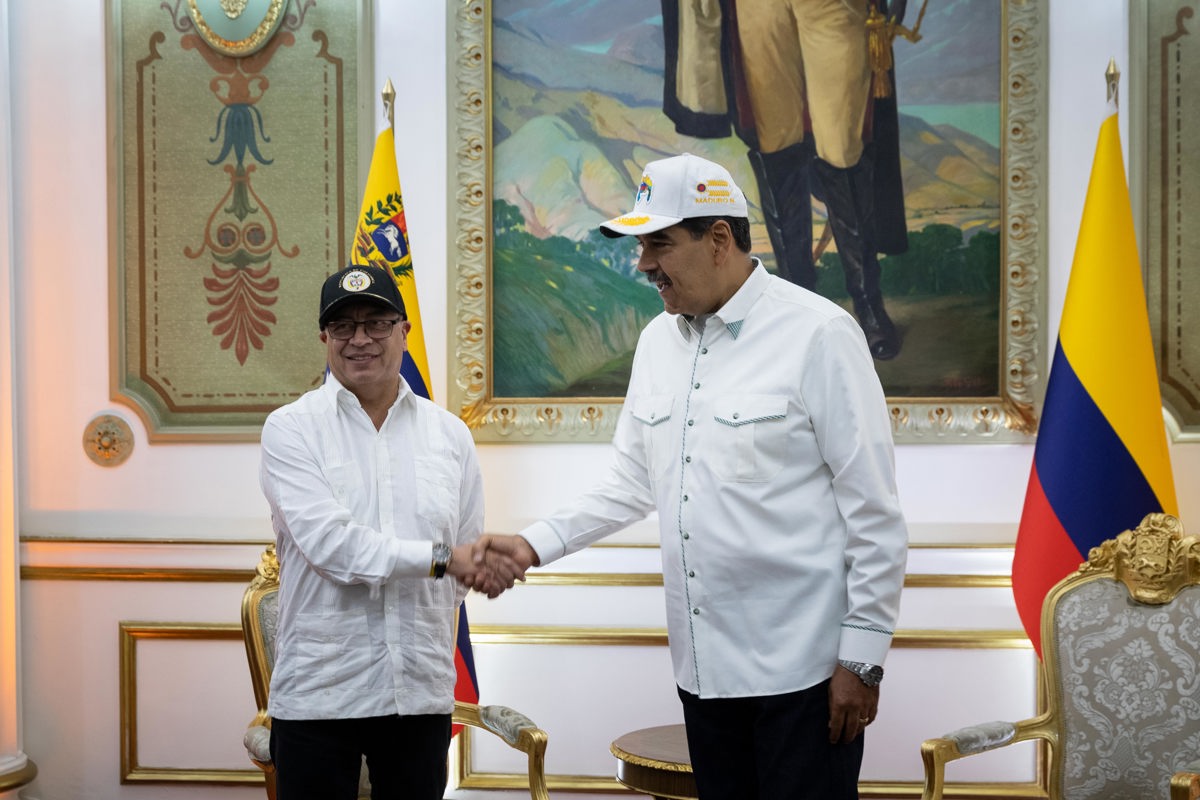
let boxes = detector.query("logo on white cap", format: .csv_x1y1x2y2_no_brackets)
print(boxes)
636,176,653,204
600,153,747,238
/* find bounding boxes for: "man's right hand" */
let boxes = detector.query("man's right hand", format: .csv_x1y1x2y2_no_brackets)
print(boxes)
460,535,539,598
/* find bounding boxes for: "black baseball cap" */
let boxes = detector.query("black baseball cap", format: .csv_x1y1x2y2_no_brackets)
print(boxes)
318,265,406,329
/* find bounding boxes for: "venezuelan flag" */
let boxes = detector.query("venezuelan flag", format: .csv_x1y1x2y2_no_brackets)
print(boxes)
350,126,432,400
1011,108,1178,658
351,122,481,726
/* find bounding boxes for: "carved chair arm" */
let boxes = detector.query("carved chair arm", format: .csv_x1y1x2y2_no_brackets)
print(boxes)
920,714,1056,800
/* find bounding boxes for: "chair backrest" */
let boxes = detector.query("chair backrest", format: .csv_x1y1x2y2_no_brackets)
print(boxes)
241,545,280,725
1042,513,1200,800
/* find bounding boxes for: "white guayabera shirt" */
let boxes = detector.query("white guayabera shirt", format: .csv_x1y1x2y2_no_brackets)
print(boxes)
260,373,483,720
521,262,907,698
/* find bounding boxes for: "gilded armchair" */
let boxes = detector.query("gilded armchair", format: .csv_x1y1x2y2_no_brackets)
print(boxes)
920,513,1200,800
240,545,550,800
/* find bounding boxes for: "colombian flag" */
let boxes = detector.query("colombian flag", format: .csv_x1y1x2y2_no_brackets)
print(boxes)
1012,107,1178,658
351,124,481,729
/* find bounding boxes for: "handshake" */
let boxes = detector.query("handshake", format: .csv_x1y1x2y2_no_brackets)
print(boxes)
447,534,539,598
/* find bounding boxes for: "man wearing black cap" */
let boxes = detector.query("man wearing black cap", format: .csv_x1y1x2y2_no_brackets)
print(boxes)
482,154,908,799
259,265,499,799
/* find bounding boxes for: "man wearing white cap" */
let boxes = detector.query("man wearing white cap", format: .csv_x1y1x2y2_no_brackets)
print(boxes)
485,153,908,799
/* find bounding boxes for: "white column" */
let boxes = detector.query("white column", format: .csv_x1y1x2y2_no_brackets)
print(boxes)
0,0,36,793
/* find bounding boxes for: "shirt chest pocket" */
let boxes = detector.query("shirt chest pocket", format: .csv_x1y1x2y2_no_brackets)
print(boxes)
628,394,675,483
414,455,459,536
711,394,789,483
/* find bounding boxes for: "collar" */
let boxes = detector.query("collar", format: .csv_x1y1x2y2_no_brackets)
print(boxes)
320,369,411,416
673,258,769,341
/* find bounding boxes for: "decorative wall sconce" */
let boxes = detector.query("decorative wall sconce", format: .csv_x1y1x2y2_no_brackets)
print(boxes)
83,414,134,467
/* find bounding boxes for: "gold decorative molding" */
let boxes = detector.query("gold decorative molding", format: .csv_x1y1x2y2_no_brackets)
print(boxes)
119,622,262,785
22,566,253,582
523,572,663,587
449,0,1047,443
83,413,134,467
0,759,38,792
19,535,273,545
905,574,1012,589
21,563,1010,590
467,625,668,647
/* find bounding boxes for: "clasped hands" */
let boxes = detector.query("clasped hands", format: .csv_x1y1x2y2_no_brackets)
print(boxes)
449,535,539,598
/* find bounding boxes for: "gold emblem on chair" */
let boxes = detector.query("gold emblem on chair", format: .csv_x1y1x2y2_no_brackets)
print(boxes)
1080,513,1200,604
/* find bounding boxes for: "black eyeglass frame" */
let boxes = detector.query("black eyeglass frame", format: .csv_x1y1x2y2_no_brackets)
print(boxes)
323,318,405,340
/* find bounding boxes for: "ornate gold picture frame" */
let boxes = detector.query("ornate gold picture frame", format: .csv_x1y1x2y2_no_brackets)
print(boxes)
449,0,1047,443
1132,1,1200,441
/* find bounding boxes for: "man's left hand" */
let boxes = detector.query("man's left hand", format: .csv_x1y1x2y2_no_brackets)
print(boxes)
827,666,879,744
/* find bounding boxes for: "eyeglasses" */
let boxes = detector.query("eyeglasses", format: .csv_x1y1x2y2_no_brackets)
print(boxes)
324,318,404,340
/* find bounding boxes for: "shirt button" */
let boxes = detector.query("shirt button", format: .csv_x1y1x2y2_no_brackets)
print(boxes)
692,607,700,615
688,570,695,578
732,412,740,420
682,532,690,540
687,419,694,426
701,347,708,354
682,494,689,501
685,455,692,463
693,382,700,389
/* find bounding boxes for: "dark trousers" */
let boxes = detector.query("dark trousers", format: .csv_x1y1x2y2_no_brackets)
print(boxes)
678,680,863,800
270,714,452,800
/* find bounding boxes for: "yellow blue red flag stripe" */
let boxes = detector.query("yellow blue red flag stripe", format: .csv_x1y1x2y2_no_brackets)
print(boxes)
1012,109,1178,658
351,127,433,400
350,123,480,724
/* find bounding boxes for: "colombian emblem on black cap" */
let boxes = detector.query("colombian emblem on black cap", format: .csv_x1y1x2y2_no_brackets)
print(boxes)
341,269,373,293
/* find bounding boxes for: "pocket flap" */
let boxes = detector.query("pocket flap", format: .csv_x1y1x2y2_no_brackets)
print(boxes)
628,394,673,426
713,394,788,426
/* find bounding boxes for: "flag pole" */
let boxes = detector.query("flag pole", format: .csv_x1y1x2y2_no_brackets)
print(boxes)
1106,58,1119,107
382,78,396,130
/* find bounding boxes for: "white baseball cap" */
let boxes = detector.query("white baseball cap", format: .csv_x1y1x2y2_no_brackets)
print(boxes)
599,152,749,238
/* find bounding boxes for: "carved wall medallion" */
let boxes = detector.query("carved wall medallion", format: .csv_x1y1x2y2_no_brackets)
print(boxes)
186,0,288,57
84,414,135,467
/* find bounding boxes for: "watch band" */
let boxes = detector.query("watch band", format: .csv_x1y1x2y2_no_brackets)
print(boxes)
838,659,884,687
431,543,451,579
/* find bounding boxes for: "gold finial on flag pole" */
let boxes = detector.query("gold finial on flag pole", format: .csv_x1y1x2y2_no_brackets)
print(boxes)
382,78,396,129
1106,58,1120,108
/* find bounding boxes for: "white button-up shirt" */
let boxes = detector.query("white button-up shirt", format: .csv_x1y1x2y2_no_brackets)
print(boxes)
521,262,907,698
260,374,483,720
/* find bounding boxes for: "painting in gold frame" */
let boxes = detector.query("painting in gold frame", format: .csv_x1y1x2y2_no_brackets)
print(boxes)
449,0,1047,443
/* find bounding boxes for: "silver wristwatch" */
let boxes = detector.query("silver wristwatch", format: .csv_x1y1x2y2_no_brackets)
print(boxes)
430,543,451,579
838,659,884,687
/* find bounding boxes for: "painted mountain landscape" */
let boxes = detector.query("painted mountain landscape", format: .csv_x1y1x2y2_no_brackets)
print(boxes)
490,0,1002,399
